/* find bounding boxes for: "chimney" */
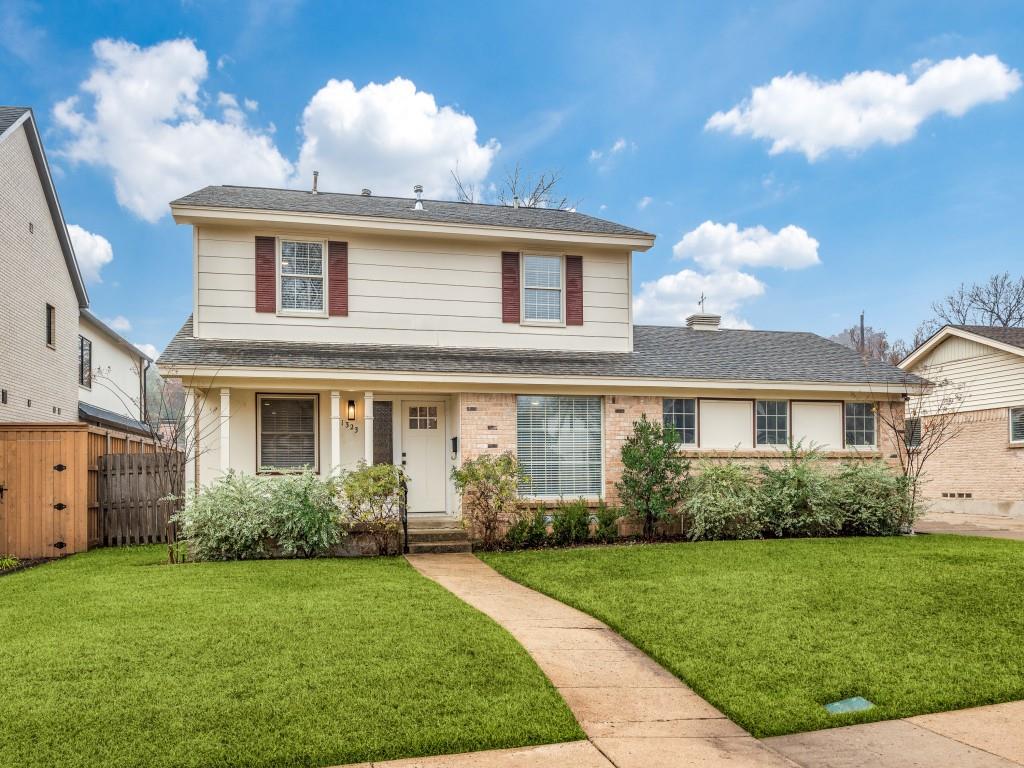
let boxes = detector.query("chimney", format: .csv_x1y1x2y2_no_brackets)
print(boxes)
686,313,721,331
513,194,520,209
311,170,319,194
361,188,372,196
413,184,424,210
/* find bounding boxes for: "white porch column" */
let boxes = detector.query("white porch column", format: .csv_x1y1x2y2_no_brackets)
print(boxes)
184,387,197,490
219,388,230,474
330,391,342,475
363,391,374,464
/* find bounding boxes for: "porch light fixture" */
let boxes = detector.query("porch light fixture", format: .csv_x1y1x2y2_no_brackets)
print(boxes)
347,399,356,420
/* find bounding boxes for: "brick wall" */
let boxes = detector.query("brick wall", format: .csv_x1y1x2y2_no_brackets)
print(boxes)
459,393,517,462
603,395,661,503
918,407,1024,503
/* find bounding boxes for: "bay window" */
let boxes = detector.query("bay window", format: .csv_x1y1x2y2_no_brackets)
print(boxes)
516,395,601,497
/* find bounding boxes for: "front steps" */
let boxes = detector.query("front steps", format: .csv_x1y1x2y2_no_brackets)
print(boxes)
406,518,472,554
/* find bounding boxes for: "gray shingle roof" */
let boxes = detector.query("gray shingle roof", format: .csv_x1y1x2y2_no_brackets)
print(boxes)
0,106,29,136
171,185,653,238
79,402,151,437
159,316,924,387
954,325,1024,351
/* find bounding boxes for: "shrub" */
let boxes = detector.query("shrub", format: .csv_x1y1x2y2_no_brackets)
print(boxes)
0,554,20,570
551,498,591,547
684,460,762,541
451,452,522,550
616,415,690,540
340,462,406,555
830,461,918,536
593,502,620,544
172,472,273,560
504,507,549,549
757,448,842,538
267,471,344,558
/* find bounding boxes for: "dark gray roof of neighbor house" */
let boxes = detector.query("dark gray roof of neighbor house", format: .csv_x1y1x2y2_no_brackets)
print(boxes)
0,106,29,135
955,325,1024,351
79,402,151,437
159,316,925,387
171,185,653,238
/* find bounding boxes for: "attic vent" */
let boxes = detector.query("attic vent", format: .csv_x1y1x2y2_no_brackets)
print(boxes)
413,184,424,211
686,313,721,331
361,188,372,196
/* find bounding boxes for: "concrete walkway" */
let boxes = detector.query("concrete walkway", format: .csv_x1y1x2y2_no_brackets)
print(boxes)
916,510,1024,540
406,553,797,768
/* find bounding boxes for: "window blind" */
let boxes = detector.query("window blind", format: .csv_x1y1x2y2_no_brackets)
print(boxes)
259,396,316,470
517,395,601,497
1011,408,1024,443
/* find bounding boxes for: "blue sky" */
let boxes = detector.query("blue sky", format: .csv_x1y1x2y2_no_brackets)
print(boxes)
4,1,1023,356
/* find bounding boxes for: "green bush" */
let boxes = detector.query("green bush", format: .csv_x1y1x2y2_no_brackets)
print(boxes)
684,460,762,541
551,499,591,547
830,461,918,536
173,472,274,560
757,448,842,538
593,502,620,544
340,462,406,555
504,507,549,549
0,554,20,570
451,452,522,550
616,414,690,540
267,471,344,557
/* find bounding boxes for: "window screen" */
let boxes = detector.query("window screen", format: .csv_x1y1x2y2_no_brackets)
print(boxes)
663,398,697,445
844,402,875,447
1011,407,1024,443
78,335,92,388
523,255,562,322
280,240,324,311
756,400,788,446
517,395,601,497
259,396,317,471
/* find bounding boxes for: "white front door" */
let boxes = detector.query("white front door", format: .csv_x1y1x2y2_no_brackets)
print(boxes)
401,401,447,513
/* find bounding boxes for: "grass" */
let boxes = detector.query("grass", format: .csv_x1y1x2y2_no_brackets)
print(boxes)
0,547,581,768
481,535,1024,737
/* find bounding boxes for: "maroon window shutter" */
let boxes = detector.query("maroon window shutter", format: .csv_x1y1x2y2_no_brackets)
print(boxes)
566,255,583,326
255,236,276,313
328,241,349,317
501,251,521,323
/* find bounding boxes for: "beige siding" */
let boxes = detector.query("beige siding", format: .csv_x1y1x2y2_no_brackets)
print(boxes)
78,316,144,421
0,125,79,423
914,342,1024,415
194,226,632,352
921,335,992,365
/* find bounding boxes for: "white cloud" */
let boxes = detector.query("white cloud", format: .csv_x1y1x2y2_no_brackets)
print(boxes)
588,137,635,169
637,195,653,210
706,54,1021,160
633,269,764,329
104,315,132,332
54,38,294,221
673,221,820,271
294,77,499,199
67,224,113,283
134,342,159,359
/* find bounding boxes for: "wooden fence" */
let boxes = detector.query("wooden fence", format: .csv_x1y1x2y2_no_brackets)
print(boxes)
98,453,183,546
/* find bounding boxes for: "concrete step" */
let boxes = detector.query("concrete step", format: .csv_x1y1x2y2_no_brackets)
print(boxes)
408,528,470,543
407,541,473,555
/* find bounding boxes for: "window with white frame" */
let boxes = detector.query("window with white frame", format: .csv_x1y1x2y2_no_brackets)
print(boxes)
523,255,562,322
1011,407,1024,444
517,395,601,497
663,398,697,445
756,400,788,446
258,395,318,472
904,417,922,448
280,240,324,312
844,402,876,447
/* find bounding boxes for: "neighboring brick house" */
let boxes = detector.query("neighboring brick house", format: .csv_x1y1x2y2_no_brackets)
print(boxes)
900,325,1024,516
159,182,922,520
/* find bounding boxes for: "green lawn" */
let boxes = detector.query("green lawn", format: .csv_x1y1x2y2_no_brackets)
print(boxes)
0,547,581,768
481,535,1024,737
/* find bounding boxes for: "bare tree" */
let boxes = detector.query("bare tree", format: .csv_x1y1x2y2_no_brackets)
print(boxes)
918,272,1024,339
829,325,909,366
451,161,576,210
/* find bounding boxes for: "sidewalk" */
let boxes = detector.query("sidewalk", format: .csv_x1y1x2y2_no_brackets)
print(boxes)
916,510,1024,540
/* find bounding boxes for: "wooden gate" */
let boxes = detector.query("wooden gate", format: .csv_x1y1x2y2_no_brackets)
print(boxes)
98,453,184,546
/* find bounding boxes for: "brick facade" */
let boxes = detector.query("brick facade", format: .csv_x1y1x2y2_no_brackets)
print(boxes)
459,393,517,462
603,395,661,503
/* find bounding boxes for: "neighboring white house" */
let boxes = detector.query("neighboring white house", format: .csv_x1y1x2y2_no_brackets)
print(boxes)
158,182,924,517
900,324,1024,516
78,310,151,435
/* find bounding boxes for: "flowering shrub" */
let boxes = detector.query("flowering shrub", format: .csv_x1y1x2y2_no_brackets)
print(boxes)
268,472,344,557
173,472,274,560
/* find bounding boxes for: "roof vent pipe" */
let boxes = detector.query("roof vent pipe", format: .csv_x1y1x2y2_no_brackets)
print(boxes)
513,194,520,209
312,170,319,194
413,184,424,210
361,188,372,196
686,313,721,331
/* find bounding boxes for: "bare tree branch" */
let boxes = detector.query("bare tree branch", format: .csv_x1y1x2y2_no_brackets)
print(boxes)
450,161,577,210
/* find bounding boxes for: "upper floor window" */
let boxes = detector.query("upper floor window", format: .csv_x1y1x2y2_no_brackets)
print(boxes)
756,400,788,446
523,255,562,322
1010,407,1024,444
78,335,92,388
844,402,876,447
45,303,56,347
280,240,324,312
663,398,697,445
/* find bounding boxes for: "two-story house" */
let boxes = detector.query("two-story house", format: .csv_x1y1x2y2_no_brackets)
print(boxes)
159,183,923,519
